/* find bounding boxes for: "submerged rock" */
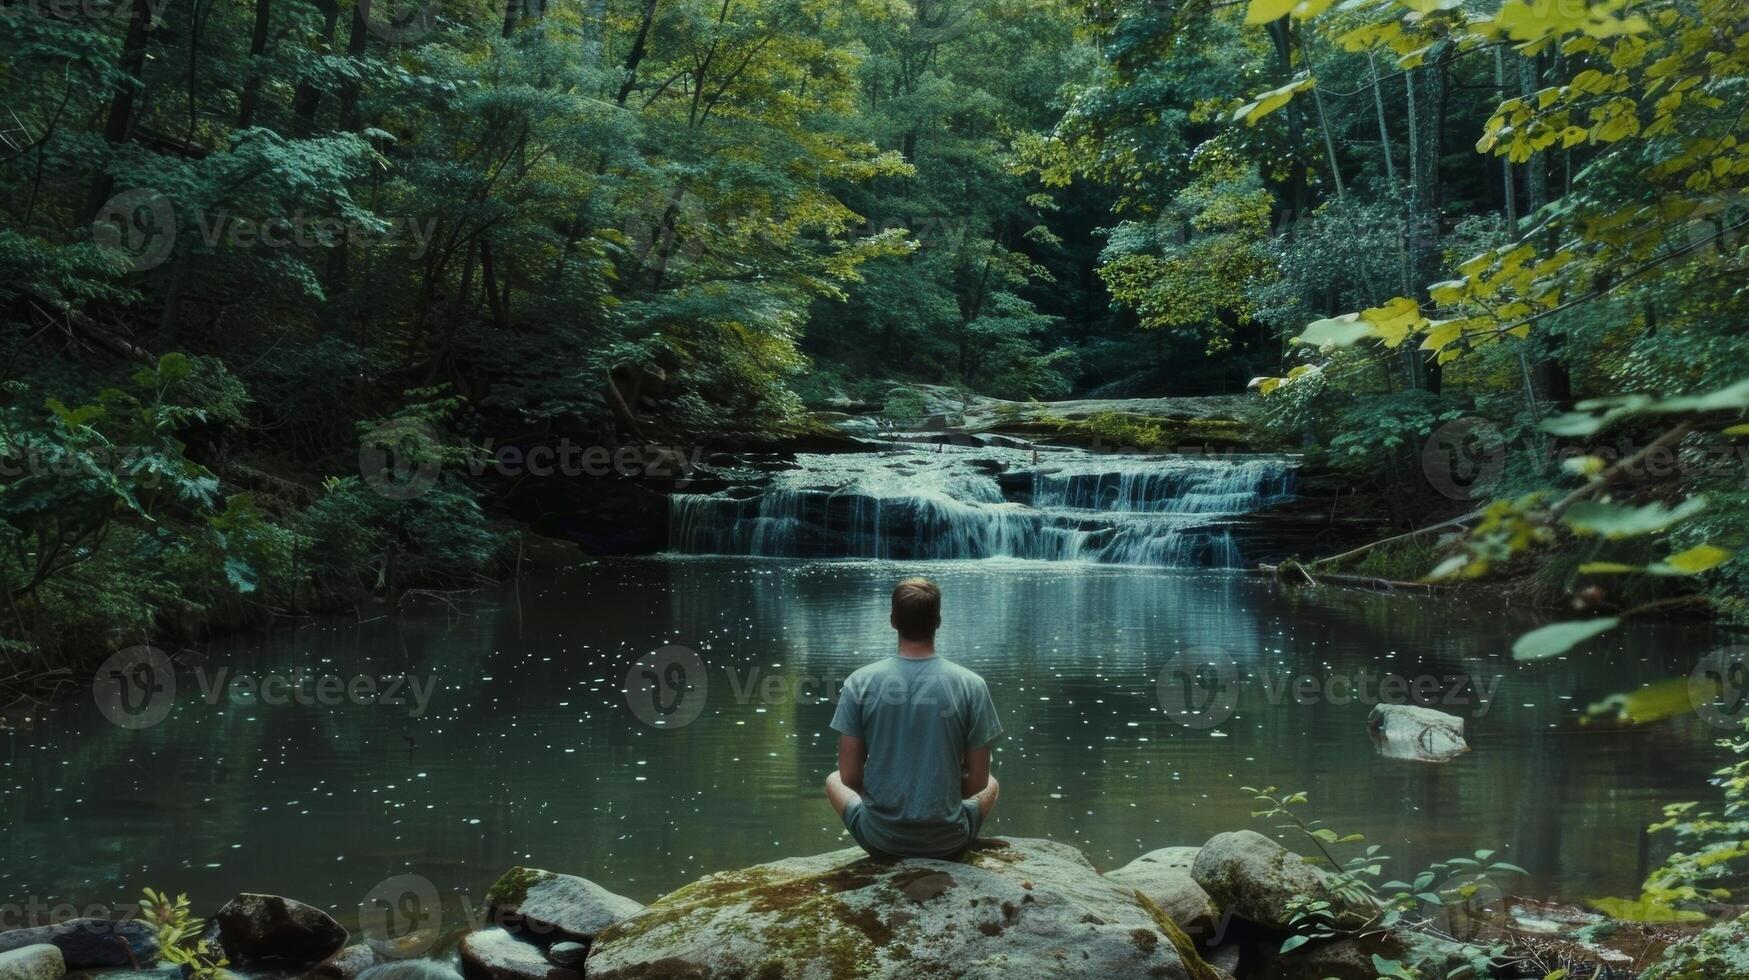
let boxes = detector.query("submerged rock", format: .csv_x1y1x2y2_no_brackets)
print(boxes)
0,944,65,980
1104,846,1219,940
304,942,380,980
585,837,1222,980
1190,830,1370,933
482,867,642,944
1367,704,1469,762
210,894,348,967
0,919,158,969
457,928,576,980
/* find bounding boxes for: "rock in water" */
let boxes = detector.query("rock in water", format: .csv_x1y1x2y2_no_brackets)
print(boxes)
1104,847,1219,941
482,867,642,944
210,894,348,967
543,942,587,969
0,919,158,968
0,944,65,980
303,943,379,980
458,928,577,980
586,837,1222,980
1367,704,1468,762
1190,830,1370,932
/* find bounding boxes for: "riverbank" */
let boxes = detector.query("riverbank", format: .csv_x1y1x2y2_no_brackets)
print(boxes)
4,831,1736,980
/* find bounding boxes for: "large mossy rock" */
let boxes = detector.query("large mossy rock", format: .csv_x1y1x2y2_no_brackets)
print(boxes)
1641,912,1749,979
1190,830,1369,933
585,837,1223,980
483,867,642,944
1103,847,1219,940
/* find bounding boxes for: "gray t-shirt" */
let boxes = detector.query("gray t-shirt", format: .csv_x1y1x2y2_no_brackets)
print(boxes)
830,655,1003,857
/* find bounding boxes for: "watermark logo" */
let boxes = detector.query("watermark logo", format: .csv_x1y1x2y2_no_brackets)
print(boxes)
1157,648,1241,730
360,0,439,42
358,874,442,958
359,419,444,500
93,188,177,272
620,191,710,276
358,429,705,501
92,645,176,730
1688,645,1749,730
1422,417,1506,501
625,644,708,730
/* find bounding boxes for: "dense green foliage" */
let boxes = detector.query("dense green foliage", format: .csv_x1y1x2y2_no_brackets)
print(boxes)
4,0,1748,706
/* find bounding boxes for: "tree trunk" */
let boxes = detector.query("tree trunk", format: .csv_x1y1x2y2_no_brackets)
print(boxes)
291,0,342,137
85,0,156,222
238,0,273,129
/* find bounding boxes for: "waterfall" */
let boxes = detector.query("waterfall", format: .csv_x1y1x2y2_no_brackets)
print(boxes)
668,448,1295,568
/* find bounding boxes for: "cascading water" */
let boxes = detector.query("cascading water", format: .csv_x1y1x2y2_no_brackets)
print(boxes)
669,445,1297,569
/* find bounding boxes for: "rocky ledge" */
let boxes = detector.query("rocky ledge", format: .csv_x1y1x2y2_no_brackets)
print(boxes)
6,832,1742,980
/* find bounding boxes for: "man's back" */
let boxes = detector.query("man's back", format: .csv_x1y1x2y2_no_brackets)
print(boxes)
830,654,1002,858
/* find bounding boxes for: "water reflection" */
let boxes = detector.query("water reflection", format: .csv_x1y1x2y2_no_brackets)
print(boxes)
0,558,1724,924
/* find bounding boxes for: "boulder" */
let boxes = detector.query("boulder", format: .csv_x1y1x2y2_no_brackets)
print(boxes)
1641,912,1749,979
1104,847,1219,940
0,944,65,980
457,928,577,980
303,942,380,980
210,894,348,967
1190,830,1369,933
586,837,1223,980
0,919,158,969
1367,704,1468,762
1252,936,1385,980
482,867,642,944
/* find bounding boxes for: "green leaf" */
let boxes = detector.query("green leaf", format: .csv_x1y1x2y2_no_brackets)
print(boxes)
1650,544,1732,575
1278,934,1311,954
1578,561,1640,574
1586,896,1708,922
1562,498,1707,538
1292,313,1373,348
1512,617,1621,661
1245,0,1296,23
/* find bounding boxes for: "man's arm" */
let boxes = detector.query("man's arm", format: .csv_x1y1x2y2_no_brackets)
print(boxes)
838,735,868,792
961,745,991,799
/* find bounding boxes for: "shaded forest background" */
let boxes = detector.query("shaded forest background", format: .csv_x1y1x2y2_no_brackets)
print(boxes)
4,0,1749,677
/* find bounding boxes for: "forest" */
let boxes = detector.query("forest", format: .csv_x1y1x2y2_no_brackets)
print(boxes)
5,0,1747,665
4,0,1749,974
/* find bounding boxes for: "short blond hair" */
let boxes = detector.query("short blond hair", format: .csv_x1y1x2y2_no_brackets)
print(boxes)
891,578,941,641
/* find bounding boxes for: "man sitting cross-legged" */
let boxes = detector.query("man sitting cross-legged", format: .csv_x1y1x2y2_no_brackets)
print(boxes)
824,578,1002,860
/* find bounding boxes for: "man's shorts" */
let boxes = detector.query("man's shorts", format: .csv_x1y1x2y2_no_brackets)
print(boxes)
842,798,984,861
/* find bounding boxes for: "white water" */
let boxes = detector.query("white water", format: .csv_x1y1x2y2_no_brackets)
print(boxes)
669,446,1296,568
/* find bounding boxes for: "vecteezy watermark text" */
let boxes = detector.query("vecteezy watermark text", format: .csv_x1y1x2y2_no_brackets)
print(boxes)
92,646,437,730
1157,647,1502,729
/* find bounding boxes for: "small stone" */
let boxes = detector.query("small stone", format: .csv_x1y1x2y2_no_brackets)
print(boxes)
0,944,64,980
0,920,158,969
483,868,641,943
543,942,587,968
303,942,380,980
458,928,577,980
1191,830,1370,932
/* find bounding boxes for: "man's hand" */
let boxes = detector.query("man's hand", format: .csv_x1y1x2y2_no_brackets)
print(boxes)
961,745,991,799
838,735,868,793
